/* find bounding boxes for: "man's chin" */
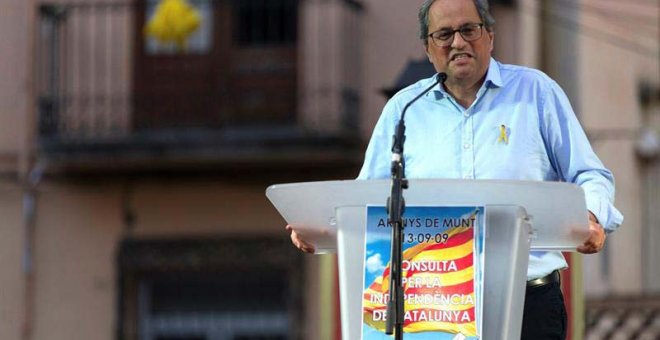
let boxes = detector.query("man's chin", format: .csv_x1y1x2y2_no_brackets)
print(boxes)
447,69,474,82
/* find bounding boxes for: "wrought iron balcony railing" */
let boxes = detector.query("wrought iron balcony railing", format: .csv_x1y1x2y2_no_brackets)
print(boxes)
36,0,363,171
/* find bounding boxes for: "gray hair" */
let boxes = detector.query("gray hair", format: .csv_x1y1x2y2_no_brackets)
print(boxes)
418,0,495,43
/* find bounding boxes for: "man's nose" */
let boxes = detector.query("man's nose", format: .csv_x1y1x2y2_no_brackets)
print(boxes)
451,31,468,48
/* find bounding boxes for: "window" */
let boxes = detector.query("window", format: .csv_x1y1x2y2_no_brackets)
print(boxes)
233,0,297,46
140,273,290,339
118,238,303,340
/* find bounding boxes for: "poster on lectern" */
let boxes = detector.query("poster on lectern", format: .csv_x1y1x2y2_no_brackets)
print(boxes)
362,206,485,340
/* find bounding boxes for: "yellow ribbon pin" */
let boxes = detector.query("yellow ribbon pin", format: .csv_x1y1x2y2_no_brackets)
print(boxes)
498,124,509,144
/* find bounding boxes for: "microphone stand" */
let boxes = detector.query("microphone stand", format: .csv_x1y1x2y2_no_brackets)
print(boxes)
385,73,446,339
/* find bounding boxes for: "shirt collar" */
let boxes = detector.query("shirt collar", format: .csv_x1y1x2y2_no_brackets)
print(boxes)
433,57,503,100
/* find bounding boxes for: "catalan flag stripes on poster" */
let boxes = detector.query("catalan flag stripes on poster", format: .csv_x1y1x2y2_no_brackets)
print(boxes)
362,206,485,340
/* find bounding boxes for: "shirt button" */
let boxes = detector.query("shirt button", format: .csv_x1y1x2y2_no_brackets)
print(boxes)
463,112,470,117
463,143,471,149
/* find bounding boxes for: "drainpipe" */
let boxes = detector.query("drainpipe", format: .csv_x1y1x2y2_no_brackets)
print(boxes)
21,1,64,338
21,0,37,338
21,160,47,340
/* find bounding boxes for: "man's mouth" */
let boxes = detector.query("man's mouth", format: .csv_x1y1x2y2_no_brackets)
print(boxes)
451,53,472,61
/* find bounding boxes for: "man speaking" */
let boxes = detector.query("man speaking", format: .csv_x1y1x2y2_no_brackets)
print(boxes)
288,0,623,338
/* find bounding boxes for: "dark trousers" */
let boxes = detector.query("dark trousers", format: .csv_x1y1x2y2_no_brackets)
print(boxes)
520,281,567,340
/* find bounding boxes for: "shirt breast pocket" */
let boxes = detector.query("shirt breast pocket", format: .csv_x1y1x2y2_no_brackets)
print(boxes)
478,123,549,180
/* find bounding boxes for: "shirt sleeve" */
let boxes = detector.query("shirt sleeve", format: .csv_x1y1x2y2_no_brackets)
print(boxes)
357,99,400,180
540,80,624,232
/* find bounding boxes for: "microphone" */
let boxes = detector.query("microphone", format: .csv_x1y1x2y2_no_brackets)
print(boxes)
385,72,446,338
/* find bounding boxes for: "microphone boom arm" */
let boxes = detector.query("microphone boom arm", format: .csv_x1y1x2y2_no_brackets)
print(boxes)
385,73,446,338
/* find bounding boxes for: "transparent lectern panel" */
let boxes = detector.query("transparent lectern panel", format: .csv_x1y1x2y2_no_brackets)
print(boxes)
330,205,532,340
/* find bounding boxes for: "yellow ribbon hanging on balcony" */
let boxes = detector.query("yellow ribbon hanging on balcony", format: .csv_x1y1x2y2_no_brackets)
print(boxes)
144,0,201,50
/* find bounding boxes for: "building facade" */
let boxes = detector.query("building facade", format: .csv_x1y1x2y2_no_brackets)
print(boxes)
0,0,658,339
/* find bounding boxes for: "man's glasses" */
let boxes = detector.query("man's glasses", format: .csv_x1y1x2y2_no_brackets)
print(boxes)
427,23,484,48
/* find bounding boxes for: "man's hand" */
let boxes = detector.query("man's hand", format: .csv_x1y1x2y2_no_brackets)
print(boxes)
577,212,606,254
286,225,315,254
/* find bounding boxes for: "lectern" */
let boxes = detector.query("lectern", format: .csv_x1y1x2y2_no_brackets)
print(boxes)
266,179,589,340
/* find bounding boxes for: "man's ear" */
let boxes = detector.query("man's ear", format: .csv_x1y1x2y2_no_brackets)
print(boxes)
488,31,495,53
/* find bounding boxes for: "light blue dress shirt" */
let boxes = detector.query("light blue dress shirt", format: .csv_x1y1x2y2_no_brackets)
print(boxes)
357,58,623,280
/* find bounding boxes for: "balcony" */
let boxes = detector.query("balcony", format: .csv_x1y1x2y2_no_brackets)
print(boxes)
36,0,363,174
